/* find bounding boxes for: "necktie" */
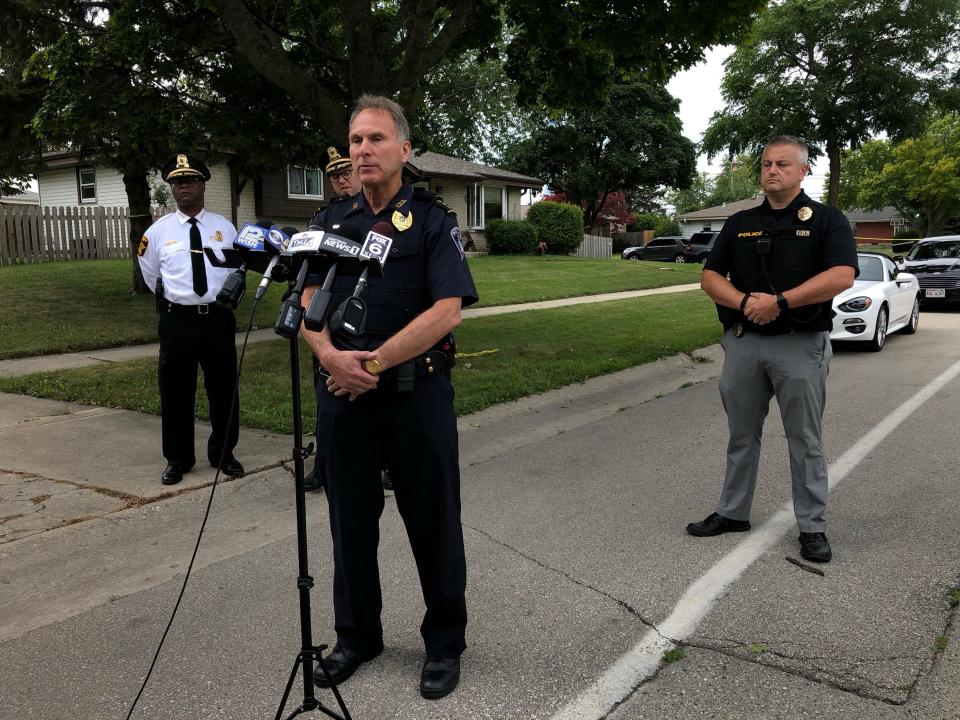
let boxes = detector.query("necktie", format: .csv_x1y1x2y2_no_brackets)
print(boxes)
188,217,208,297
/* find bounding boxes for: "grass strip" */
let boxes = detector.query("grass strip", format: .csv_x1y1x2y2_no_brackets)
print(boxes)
0,291,719,433
0,256,701,360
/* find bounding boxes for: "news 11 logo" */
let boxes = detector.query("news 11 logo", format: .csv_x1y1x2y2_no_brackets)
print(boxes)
360,231,393,267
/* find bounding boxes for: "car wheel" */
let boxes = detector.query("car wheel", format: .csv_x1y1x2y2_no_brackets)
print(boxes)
673,254,686,263
867,305,888,352
628,253,642,261
898,297,920,335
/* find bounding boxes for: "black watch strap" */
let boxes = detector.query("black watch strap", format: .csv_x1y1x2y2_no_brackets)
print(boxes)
776,292,789,311
739,294,749,312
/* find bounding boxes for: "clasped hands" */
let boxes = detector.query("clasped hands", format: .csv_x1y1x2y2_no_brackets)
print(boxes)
741,292,781,325
323,349,381,401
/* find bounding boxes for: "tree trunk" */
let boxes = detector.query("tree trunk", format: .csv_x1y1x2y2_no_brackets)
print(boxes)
122,165,152,295
825,139,841,207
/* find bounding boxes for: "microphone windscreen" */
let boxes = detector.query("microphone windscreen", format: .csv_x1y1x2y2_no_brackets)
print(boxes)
281,226,300,236
256,218,274,229
370,221,395,239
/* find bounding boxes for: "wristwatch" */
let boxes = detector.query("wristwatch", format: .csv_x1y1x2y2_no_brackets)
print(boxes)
776,292,789,311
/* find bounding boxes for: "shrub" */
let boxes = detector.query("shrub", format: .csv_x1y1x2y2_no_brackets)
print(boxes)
629,212,660,231
486,219,539,255
652,217,681,237
526,201,584,255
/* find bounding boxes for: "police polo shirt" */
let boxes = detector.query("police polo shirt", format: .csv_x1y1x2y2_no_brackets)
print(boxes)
308,184,478,339
705,190,857,333
138,208,238,305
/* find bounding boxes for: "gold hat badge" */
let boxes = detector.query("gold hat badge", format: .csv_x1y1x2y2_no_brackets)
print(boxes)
176,154,189,169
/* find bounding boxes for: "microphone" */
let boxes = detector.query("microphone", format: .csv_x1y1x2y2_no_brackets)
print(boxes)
215,220,279,308
255,226,297,300
327,222,395,337
301,224,365,332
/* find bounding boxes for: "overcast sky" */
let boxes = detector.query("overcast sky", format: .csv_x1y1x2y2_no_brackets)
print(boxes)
666,45,828,201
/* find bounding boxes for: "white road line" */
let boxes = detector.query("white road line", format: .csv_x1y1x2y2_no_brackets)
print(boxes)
551,357,960,720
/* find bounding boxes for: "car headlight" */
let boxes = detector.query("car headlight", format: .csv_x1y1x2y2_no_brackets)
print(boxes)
837,296,872,312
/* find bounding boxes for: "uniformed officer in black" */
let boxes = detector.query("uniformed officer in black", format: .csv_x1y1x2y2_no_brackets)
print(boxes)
300,95,478,699
687,136,856,563
138,155,244,486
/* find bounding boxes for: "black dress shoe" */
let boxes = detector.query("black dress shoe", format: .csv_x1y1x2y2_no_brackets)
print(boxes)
303,465,325,493
216,456,244,477
420,656,460,700
686,512,751,537
799,532,832,563
161,464,186,485
314,645,382,687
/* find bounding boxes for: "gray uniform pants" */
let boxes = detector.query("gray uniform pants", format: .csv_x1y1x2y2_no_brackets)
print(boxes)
716,328,832,532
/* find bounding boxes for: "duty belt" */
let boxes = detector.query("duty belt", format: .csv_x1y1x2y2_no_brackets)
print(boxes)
320,350,451,393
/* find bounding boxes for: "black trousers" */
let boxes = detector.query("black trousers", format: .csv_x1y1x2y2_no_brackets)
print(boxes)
157,307,240,468
317,375,467,658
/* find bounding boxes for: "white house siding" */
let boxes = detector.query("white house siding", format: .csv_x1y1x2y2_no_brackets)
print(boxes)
39,166,132,208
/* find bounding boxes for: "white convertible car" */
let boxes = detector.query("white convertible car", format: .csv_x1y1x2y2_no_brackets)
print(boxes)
830,252,920,352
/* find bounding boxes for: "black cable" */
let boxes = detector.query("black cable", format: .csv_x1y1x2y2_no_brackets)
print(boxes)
123,297,262,719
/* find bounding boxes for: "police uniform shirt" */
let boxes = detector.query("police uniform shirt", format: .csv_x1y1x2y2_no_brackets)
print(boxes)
138,209,238,305
704,190,857,334
309,184,478,341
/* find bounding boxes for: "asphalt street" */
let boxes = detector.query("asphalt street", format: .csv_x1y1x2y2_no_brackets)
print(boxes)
1,308,958,720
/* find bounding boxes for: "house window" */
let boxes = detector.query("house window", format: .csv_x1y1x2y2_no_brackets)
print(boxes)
287,166,324,200
466,183,507,228
77,167,96,204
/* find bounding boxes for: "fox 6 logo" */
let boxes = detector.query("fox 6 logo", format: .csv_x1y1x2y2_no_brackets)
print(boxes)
361,231,393,265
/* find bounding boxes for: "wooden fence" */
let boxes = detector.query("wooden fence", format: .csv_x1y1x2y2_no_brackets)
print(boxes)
575,233,613,259
0,205,168,265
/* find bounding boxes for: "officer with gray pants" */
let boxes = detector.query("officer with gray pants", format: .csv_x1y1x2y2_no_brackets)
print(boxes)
687,136,857,563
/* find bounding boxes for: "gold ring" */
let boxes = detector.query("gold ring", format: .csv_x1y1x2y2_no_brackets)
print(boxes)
363,359,381,375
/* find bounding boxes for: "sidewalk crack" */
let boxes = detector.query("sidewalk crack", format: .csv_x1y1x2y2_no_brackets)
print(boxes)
463,522,660,633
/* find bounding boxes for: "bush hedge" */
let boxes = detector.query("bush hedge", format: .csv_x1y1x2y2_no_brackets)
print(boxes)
486,219,539,255
526,201,584,255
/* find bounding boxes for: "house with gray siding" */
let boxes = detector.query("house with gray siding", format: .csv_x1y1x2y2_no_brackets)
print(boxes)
35,150,542,250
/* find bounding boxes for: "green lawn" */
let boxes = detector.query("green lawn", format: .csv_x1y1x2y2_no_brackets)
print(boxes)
0,256,702,359
0,291,720,432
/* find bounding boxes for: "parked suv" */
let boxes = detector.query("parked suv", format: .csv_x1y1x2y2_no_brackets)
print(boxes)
621,236,690,262
682,231,720,263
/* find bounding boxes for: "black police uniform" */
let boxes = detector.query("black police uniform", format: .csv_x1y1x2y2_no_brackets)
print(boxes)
308,183,478,659
703,190,857,532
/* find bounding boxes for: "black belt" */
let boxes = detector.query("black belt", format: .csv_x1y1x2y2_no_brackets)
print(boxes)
165,302,224,317
320,350,451,393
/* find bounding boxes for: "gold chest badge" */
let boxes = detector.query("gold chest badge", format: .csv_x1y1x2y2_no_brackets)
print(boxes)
392,210,413,232
797,206,813,222
214,230,223,242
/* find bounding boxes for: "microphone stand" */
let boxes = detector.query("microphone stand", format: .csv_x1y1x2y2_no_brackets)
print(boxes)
274,258,352,720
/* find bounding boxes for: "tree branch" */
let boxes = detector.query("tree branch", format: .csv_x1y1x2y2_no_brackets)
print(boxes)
209,0,350,140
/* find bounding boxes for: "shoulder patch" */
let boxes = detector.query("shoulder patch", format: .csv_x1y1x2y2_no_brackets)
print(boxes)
137,235,149,257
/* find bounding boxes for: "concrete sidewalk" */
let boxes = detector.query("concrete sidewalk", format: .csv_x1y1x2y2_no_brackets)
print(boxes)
0,284,701,378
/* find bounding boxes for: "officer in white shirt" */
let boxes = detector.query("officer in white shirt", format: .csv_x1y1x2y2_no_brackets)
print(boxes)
137,154,244,486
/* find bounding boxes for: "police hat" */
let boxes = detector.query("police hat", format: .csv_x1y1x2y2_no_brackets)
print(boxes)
325,147,352,175
163,154,211,183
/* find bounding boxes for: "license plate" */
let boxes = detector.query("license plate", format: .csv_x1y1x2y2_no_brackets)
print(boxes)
926,288,946,298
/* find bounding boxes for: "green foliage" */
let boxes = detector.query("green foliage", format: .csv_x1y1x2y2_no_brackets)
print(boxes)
526,202,584,255
485,219,539,255
857,114,960,236
662,647,685,663
630,212,660,231
701,0,960,205
653,217,681,237
505,79,696,231
707,154,761,206
833,140,893,211
667,171,713,215
747,643,766,654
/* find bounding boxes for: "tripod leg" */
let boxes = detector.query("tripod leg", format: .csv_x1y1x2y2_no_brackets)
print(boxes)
275,654,304,720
